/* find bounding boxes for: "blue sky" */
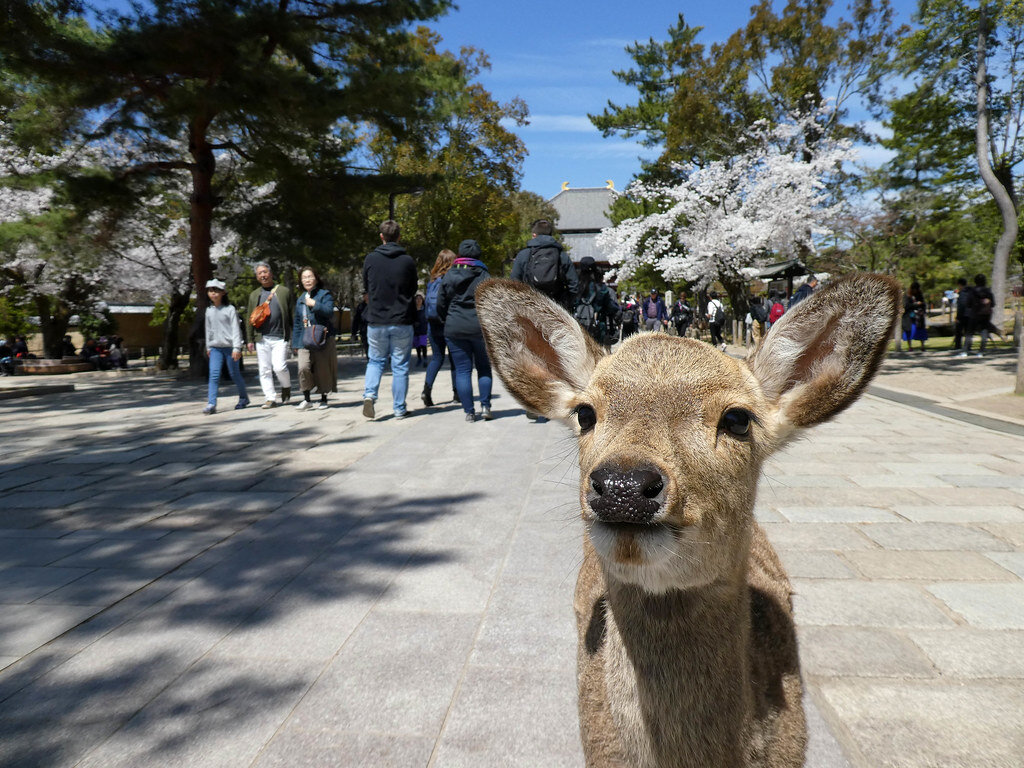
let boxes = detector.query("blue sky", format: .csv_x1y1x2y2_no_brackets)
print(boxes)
429,0,920,199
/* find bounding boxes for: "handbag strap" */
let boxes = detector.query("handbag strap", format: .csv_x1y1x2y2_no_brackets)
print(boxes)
303,295,313,327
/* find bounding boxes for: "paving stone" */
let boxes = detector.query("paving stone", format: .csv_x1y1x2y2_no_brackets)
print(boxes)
926,583,1024,629
252,730,435,768
285,611,478,735
32,569,156,606
431,665,582,768
777,506,900,523
761,523,875,551
985,551,1024,579
777,551,857,579
2,490,94,509
979,523,1024,548
847,474,947,488
907,629,1024,678
0,537,94,567
858,522,1013,551
844,550,1017,581
792,580,955,628
799,626,936,678
0,566,93,603
817,680,1024,768
0,604,102,656
892,505,1024,523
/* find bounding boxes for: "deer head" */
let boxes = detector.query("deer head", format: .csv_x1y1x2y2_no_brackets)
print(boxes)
477,275,900,593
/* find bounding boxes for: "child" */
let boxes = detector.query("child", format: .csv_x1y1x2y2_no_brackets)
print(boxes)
413,293,429,367
203,278,249,414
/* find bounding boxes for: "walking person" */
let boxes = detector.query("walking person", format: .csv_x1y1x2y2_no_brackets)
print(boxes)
438,239,493,422
960,273,995,358
361,220,417,420
291,266,337,410
642,289,668,331
788,274,818,308
351,292,369,358
573,256,620,353
620,292,640,340
245,262,292,408
422,249,457,407
413,293,428,367
202,278,249,414
953,277,969,351
510,219,578,311
707,290,727,351
670,294,694,338
902,281,928,352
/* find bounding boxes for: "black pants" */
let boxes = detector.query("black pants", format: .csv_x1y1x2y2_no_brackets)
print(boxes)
954,318,965,349
709,323,724,346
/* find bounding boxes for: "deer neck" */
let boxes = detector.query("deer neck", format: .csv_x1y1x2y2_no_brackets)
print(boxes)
603,578,753,767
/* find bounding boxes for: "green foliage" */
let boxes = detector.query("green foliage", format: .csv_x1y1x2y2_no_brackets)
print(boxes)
150,296,195,328
0,290,34,338
592,1,900,177
77,305,116,339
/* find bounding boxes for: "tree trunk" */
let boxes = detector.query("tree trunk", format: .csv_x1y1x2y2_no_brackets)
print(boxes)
187,117,216,378
975,4,1014,333
35,295,69,359
160,283,192,369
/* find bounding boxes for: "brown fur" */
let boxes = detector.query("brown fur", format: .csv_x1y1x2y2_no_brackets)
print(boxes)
476,275,901,768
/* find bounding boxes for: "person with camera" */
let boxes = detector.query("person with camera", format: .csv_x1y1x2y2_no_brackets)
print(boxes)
246,262,293,408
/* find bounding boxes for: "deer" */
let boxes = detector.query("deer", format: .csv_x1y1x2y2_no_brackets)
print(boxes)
476,274,900,768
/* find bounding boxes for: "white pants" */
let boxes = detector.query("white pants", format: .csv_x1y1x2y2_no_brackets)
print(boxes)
256,336,290,401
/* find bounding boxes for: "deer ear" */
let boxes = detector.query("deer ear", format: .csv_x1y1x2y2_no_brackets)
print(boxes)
477,279,604,419
749,274,900,433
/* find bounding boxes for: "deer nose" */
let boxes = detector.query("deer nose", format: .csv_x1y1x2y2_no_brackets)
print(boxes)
588,465,666,524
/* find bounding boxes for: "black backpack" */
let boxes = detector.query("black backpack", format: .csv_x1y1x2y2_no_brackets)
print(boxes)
525,245,565,295
974,288,994,320
750,302,768,323
574,286,601,340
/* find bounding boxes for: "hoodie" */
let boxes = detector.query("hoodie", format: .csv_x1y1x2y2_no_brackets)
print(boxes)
363,241,418,325
438,257,490,339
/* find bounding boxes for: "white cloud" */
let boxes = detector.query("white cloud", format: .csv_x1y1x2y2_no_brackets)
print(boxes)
520,114,598,133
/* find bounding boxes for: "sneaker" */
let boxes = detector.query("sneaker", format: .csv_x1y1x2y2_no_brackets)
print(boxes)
316,400,329,409
465,412,476,422
202,404,216,415
296,400,314,411
974,352,984,358
720,343,727,352
235,400,249,410
394,411,408,420
481,406,493,421
955,352,968,358
281,387,291,403
362,398,375,419
261,400,277,409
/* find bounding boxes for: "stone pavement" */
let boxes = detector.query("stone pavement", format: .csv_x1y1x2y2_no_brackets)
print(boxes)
0,349,1022,767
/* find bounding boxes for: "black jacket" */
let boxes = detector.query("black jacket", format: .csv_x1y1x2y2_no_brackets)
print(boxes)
438,261,490,339
363,242,418,326
510,235,578,309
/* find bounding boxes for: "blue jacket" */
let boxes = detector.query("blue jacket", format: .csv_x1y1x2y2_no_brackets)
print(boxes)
642,296,668,323
291,287,335,348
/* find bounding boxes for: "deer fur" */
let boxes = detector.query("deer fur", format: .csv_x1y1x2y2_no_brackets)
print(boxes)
476,274,900,768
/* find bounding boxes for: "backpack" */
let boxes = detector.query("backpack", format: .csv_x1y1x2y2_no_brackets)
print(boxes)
750,302,768,323
621,305,636,325
975,289,993,320
525,245,565,295
425,278,442,321
769,302,785,323
711,300,725,325
574,287,601,340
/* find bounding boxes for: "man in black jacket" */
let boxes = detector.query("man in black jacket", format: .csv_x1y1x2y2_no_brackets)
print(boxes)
361,220,418,420
510,219,578,311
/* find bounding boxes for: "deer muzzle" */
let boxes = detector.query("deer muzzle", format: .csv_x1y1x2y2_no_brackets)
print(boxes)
587,464,667,525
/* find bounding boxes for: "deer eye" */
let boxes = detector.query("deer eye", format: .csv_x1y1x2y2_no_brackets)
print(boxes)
575,404,597,432
720,408,752,437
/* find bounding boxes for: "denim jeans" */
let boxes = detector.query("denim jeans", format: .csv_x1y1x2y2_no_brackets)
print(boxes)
425,319,456,391
363,324,413,414
446,334,492,414
207,346,249,407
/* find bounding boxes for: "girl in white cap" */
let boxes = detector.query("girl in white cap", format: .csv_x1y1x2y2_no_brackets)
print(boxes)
203,279,249,414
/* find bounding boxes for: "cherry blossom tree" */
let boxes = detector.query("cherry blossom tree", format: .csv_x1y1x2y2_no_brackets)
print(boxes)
597,107,857,312
0,117,109,357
